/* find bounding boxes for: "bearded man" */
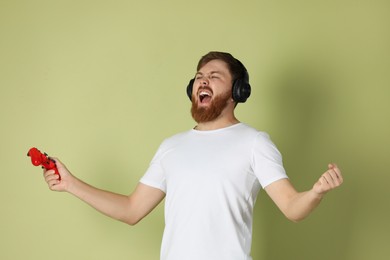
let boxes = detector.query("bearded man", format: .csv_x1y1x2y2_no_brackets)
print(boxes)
43,51,343,260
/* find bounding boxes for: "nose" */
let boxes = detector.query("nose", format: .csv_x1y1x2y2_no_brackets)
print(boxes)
200,77,209,86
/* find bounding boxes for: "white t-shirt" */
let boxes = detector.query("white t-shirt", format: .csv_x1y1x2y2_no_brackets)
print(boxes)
140,123,288,260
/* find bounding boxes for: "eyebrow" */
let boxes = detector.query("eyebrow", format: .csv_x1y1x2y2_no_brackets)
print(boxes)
195,70,224,76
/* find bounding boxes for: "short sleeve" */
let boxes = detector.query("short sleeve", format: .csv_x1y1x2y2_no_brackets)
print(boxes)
252,132,288,189
139,143,167,193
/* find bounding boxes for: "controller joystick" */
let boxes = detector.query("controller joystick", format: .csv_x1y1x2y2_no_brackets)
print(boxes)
27,147,61,180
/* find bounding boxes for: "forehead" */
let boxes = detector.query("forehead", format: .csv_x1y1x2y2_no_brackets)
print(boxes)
197,59,231,75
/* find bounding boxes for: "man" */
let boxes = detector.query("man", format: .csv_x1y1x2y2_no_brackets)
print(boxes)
44,51,343,260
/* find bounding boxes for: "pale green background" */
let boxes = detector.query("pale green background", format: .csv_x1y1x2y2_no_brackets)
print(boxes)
1,0,389,259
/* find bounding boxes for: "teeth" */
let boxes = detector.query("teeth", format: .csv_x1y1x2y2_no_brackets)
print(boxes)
200,91,211,96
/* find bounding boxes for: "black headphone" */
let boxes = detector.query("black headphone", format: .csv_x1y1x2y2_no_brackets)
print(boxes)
186,61,251,103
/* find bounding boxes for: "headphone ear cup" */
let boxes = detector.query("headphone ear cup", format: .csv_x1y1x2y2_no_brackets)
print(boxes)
232,79,251,103
186,79,195,101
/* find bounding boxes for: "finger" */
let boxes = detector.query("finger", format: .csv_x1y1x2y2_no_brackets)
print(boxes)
323,169,344,189
327,163,343,182
321,172,336,188
328,163,339,170
45,173,60,182
327,165,343,184
316,176,331,193
327,170,341,186
47,178,60,187
48,183,61,191
43,169,56,178
333,167,343,184
50,157,63,167
318,175,330,191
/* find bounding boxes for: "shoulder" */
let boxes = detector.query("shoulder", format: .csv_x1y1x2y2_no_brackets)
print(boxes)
149,130,192,162
236,123,272,141
236,124,282,154
158,129,192,150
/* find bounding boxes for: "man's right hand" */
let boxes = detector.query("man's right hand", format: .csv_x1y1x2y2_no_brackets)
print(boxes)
43,157,73,192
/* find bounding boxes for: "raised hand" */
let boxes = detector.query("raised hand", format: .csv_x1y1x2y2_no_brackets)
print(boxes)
312,163,343,195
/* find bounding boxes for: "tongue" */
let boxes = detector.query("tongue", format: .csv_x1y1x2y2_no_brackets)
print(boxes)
201,96,212,103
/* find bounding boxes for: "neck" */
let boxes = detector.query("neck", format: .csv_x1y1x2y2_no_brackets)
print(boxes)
194,113,240,131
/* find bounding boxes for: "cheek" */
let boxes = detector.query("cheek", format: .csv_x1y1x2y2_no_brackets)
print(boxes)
217,87,232,98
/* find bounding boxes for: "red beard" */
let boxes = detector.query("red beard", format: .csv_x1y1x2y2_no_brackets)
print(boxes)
191,90,231,123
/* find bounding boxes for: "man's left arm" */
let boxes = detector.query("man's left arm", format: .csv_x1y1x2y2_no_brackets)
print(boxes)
264,163,343,222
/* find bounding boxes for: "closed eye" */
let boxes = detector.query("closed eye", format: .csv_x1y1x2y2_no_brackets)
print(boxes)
194,71,224,80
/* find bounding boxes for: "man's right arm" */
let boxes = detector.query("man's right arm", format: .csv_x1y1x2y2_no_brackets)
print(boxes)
43,158,165,225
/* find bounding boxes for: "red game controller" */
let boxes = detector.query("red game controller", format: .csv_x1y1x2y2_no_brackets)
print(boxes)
27,147,61,180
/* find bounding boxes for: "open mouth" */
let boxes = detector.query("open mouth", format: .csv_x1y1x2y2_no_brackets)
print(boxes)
198,90,212,103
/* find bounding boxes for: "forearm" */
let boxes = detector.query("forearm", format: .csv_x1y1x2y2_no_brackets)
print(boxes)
44,159,165,225
266,164,343,222
67,177,134,224
283,189,324,222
